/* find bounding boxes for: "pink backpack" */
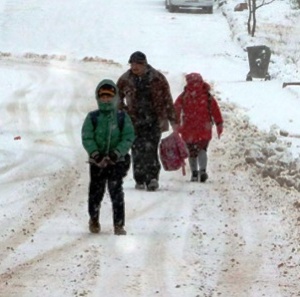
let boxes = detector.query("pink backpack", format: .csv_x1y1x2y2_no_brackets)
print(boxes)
159,132,189,175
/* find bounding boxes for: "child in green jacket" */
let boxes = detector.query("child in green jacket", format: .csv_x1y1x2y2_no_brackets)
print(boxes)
81,79,135,235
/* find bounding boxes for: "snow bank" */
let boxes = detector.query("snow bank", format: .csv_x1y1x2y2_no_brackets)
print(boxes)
219,99,300,192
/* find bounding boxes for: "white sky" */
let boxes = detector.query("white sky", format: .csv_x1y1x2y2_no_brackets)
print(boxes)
0,1,299,296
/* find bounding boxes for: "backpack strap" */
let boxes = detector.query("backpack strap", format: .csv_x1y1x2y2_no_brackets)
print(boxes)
89,110,100,130
89,110,125,131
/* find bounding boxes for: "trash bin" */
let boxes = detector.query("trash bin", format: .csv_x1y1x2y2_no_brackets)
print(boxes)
246,45,271,81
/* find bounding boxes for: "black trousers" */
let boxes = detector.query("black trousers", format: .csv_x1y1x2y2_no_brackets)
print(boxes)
88,163,125,227
132,124,161,185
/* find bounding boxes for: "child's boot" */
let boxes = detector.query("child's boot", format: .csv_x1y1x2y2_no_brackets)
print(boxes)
200,169,208,183
191,170,199,182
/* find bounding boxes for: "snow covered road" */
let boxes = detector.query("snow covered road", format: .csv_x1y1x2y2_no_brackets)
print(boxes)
0,57,299,297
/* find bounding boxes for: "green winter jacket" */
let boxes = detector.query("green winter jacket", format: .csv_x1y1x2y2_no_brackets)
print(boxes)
81,79,135,160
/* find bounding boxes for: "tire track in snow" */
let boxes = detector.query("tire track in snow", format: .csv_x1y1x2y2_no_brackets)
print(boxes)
129,178,199,296
0,237,102,297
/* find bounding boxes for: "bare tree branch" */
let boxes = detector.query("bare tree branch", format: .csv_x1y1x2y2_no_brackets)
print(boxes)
247,0,276,36
257,0,275,9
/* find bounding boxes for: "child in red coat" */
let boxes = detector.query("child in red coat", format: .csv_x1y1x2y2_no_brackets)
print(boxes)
174,73,223,182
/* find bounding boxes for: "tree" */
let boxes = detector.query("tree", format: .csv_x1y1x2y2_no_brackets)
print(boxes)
247,0,275,37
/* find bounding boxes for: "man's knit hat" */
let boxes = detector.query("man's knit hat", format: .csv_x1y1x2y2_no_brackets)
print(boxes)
128,51,147,64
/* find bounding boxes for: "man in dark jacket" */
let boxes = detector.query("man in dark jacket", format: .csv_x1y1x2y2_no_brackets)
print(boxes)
81,79,135,235
117,51,178,191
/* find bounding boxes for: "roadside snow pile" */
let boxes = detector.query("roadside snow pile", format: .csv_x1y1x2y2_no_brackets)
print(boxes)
220,100,300,192
244,124,300,191
0,51,122,67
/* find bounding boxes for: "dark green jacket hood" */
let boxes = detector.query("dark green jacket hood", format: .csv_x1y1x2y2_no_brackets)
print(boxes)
95,79,119,111
81,79,135,158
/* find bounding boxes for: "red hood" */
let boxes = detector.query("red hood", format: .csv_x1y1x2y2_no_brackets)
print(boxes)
185,72,210,93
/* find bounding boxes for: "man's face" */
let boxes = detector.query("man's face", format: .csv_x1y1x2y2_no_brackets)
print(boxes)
130,62,147,76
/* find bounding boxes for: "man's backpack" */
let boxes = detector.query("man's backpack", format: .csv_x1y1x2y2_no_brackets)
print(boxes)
89,110,125,131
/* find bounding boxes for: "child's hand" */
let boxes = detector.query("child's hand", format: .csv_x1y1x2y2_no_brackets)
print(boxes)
216,124,223,139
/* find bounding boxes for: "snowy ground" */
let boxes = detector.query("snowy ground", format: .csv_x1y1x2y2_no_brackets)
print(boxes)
0,0,299,296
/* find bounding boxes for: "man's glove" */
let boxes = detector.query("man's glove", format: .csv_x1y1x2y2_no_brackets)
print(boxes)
108,151,118,163
216,124,223,139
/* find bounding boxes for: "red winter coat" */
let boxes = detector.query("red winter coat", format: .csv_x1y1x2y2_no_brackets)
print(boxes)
174,73,223,143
